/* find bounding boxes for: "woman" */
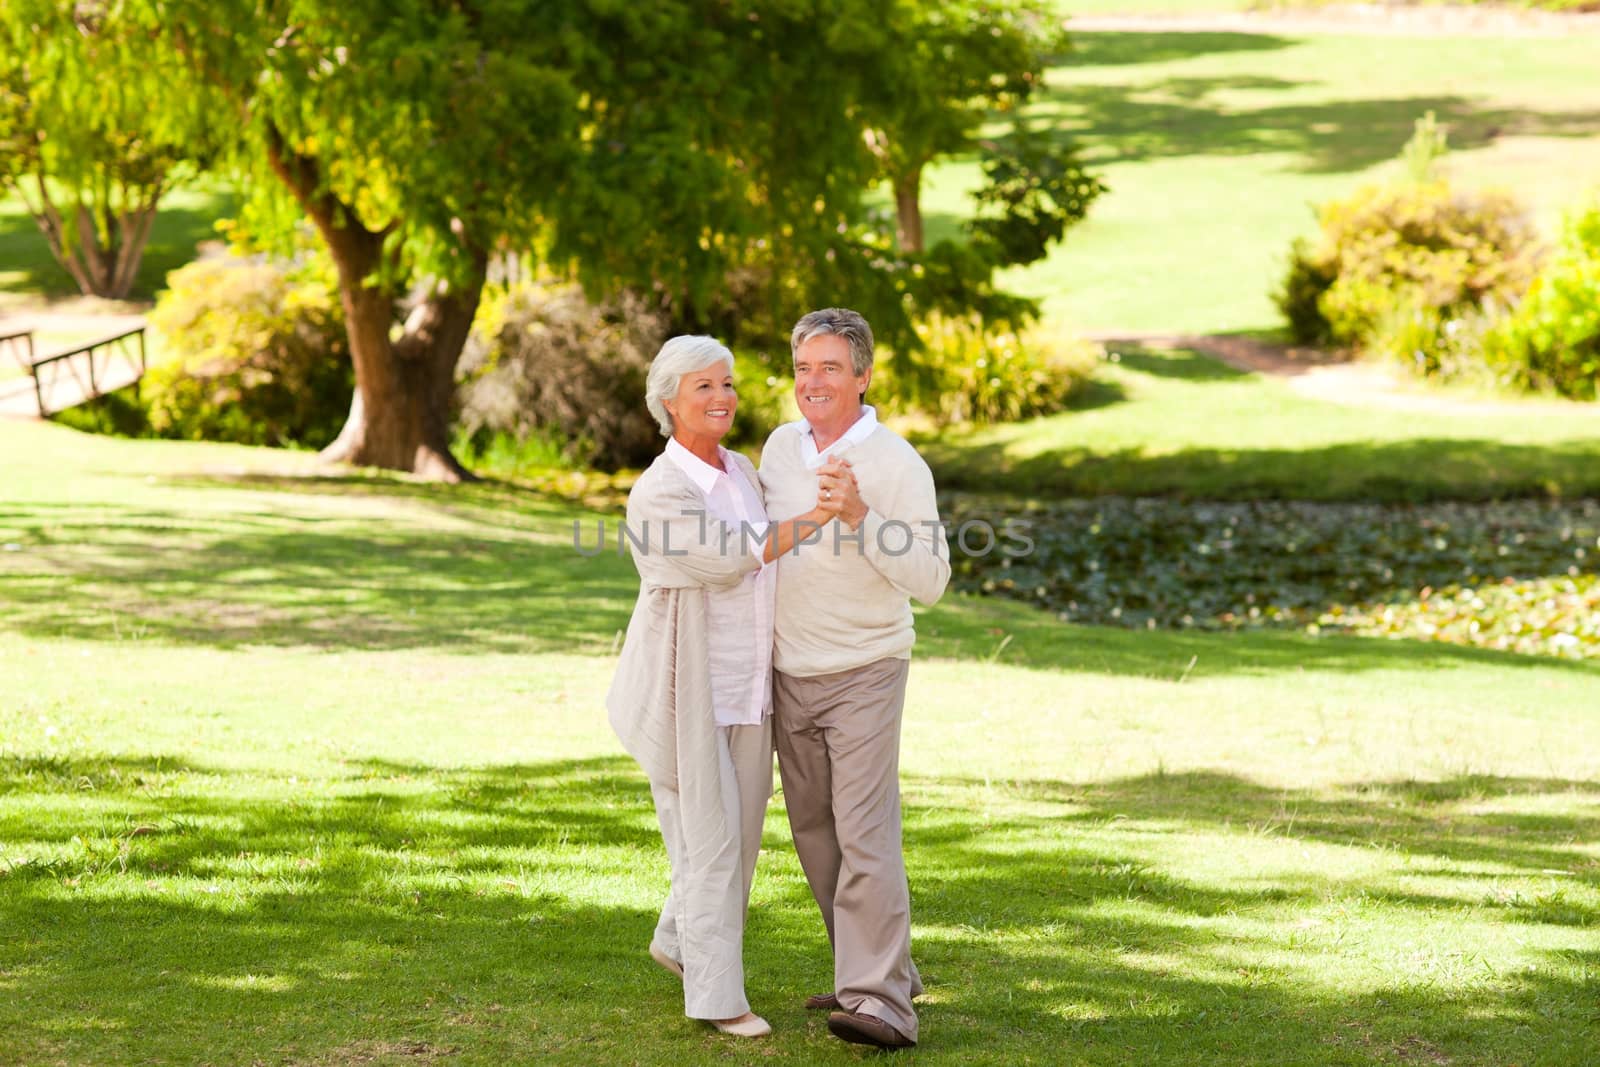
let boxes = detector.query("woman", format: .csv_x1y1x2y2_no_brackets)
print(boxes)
606,335,827,1037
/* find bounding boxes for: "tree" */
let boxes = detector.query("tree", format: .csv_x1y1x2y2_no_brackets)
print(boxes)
134,0,578,480
0,1,216,299
857,0,1067,255
135,1,1103,480
139,0,905,480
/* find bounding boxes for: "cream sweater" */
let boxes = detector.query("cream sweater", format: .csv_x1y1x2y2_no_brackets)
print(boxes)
759,420,950,678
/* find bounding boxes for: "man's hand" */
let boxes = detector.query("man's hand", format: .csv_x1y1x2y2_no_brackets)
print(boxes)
817,457,867,528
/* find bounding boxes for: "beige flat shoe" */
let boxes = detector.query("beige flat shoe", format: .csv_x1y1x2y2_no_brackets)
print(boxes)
648,942,683,980
711,1012,771,1038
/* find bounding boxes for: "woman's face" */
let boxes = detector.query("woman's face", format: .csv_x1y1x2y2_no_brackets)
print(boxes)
666,361,738,442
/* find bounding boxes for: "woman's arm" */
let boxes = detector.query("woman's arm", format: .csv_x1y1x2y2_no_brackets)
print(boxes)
760,506,830,563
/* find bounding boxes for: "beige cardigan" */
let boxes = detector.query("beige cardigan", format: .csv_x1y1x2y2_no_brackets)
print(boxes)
606,449,766,790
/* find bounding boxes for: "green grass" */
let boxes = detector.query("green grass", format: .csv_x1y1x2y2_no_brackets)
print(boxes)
3,419,1598,1065
917,341,1600,500
921,30,1600,334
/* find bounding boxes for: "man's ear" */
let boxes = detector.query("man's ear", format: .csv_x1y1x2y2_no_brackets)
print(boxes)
859,367,872,398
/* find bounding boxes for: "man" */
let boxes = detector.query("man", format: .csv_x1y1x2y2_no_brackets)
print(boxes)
759,307,950,1049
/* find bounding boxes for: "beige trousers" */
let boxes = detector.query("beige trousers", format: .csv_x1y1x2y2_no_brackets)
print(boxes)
773,657,922,1041
649,718,773,1019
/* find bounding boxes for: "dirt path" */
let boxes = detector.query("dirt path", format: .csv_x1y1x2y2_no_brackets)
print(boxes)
1090,330,1600,417
1069,3,1600,39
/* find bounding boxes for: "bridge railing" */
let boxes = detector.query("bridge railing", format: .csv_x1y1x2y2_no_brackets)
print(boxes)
0,329,34,374
25,327,147,417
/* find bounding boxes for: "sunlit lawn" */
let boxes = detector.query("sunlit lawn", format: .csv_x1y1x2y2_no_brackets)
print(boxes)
917,30,1600,334
3,419,1597,1065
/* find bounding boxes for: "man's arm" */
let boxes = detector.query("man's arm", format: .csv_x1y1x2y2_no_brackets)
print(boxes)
820,456,950,606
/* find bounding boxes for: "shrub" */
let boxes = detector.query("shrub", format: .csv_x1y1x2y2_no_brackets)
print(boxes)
873,313,1100,427
1481,199,1600,400
145,254,351,447
1365,298,1498,384
728,350,795,449
1277,179,1536,351
455,281,667,472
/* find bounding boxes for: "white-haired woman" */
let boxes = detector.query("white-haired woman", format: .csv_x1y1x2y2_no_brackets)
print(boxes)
606,335,829,1037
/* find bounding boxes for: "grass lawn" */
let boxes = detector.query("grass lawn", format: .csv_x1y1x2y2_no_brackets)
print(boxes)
3,419,1598,1065
919,341,1600,500
918,30,1600,334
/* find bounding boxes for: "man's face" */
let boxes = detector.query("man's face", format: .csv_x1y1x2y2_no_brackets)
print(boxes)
794,334,869,435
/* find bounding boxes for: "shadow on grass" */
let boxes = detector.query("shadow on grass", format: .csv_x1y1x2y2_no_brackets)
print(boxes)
4,465,1599,679
920,432,1600,502
1108,346,1253,383
3,755,1594,1064
0,493,639,653
1033,48,1600,174
915,594,1600,681
1065,31,1295,69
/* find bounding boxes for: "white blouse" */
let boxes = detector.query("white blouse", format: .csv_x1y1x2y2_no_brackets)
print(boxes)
664,439,776,727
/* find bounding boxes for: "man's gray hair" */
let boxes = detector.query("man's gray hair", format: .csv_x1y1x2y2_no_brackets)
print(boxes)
645,335,735,437
791,307,874,376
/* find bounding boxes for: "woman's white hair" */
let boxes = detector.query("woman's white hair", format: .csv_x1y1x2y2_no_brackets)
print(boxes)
645,335,736,437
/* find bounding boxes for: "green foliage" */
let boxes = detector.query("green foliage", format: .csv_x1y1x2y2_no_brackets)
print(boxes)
1365,299,1498,383
49,386,153,439
875,313,1101,427
1276,238,1340,345
965,130,1107,269
144,255,351,447
1278,179,1536,350
0,0,221,297
727,351,795,452
858,0,1064,185
147,0,576,288
127,0,1104,475
1481,199,1600,401
455,281,665,472
946,494,1600,658
1400,110,1449,185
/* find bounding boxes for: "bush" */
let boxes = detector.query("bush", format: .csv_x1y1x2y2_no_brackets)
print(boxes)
145,254,351,446
728,350,795,449
1277,179,1536,351
1481,200,1600,400
873,313,1100,427
456,281,668,472
1365,298,1497,384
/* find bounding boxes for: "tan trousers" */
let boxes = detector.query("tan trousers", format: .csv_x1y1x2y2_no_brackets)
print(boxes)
649,718,773,1019
773,657,922,1041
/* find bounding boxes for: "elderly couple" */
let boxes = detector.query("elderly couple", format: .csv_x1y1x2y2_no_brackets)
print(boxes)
605,308,950,1048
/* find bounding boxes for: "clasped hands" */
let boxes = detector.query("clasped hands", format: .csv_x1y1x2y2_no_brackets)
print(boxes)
816,457,867,528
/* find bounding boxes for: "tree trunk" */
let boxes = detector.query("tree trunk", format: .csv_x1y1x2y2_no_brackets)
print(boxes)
894,166,925,254
317,259,486,483
265,126,481,482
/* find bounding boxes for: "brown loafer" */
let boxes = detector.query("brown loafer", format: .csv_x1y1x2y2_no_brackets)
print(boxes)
804,992,839,1011
827,1011,915,1049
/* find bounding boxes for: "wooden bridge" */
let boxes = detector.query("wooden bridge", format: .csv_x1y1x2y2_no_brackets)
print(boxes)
0,326,148,419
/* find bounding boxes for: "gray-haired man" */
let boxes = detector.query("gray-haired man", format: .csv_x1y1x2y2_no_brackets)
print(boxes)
758,308,950,1049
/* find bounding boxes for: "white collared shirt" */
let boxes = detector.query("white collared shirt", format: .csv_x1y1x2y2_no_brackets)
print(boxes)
797,405,879,470
664,438,775,727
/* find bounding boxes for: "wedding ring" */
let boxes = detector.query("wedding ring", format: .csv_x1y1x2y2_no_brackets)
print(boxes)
824,489,832,500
